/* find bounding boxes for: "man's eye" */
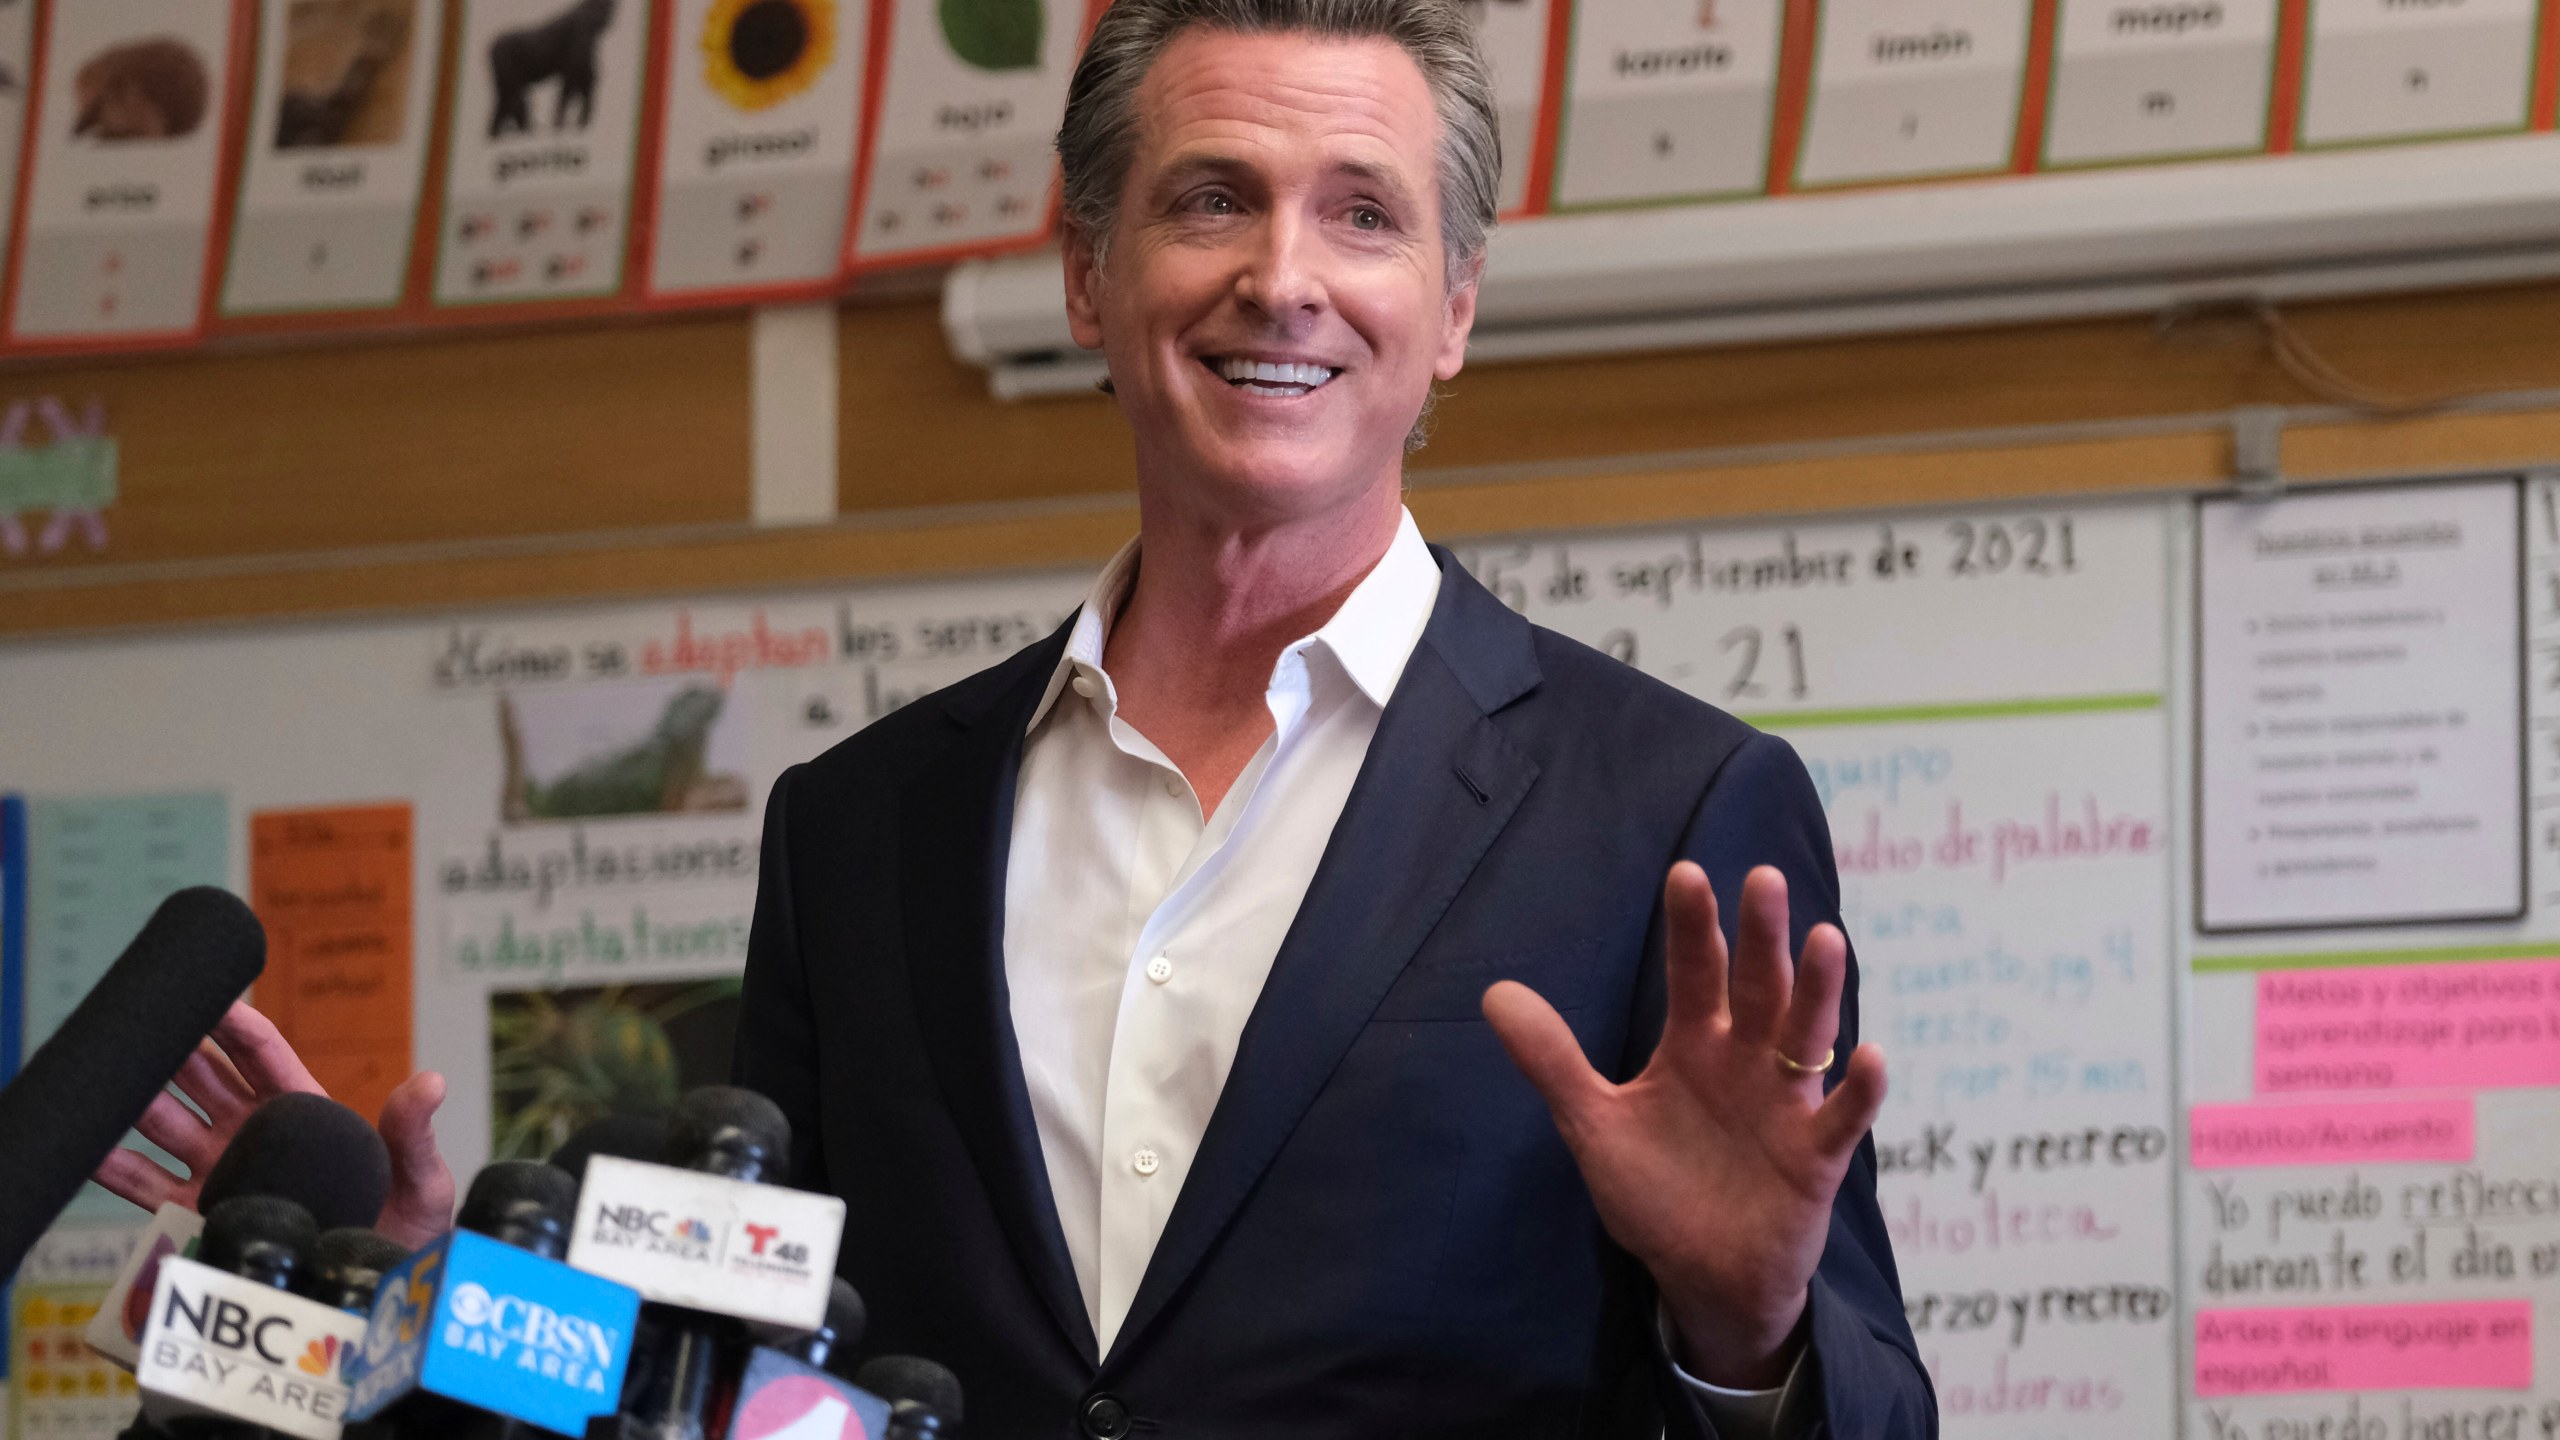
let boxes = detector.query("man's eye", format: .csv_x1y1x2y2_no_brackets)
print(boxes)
1197,192,1235,215
1349,206,1386,230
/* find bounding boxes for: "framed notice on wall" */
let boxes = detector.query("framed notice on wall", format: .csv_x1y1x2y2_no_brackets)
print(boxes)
2195,478,2527,932
5,0,249,347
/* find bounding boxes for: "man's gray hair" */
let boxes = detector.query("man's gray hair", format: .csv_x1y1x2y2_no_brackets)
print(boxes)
1055,0,1501,283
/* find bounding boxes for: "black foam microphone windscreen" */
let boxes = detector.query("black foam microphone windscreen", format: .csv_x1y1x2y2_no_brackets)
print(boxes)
854,1356,964,1424
664,1086,790,1183
0,886,266,1277
547,1111,669,1182
197,1091,393,1233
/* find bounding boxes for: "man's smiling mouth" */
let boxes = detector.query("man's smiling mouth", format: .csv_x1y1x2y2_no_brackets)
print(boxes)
1207,356,1340,397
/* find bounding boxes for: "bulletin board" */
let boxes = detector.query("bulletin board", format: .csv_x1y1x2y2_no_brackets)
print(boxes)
4,469,2559,1438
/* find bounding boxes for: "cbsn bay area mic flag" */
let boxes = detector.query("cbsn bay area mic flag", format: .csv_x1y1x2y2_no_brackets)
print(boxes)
342,1227,642,1435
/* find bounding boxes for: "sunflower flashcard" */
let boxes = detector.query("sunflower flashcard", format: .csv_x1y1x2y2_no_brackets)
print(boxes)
648,0,867,299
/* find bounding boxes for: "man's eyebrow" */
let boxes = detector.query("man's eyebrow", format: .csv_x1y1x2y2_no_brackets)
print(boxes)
1331,158,1420,205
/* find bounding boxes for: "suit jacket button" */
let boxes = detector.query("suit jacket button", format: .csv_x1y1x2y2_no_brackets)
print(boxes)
1082,1393,1132,1439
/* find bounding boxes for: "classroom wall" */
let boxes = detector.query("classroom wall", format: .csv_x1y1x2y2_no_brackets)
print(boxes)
11,273,2560,636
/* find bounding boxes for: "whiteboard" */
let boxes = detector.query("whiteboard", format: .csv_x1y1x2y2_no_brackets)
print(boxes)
7,480,2560,1439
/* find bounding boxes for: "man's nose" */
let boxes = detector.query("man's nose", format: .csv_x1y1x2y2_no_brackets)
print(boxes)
1234,209,1325,326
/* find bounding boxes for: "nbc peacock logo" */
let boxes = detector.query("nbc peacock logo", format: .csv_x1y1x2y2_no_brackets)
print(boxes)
298,1336,342,1378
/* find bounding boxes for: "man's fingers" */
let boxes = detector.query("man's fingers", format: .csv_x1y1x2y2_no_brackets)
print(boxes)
1776,923,1848,1087
130,1091,221,1175
1810,1043,1889,1159
210,1001,325,1100
1482,980,1610,1136
1726,866,1793,1045
376,1070,457,1249
174,1041,258,1129
93,1147,186,1213
1661,861,1728,1034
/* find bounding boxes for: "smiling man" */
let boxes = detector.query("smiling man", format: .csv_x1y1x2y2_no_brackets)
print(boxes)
96,0,1932,1432
730,0,1932,1434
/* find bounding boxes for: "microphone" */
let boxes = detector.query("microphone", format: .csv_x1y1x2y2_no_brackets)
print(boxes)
774,1278,866,1378
0,887,265,1277
715,1280,888,1440
133,1195,366,1440
573,1088,845,1440
342,1161,640,1439
302,1229,412,1314
549,1112,670,1183
89,1092,395,1370
852,1357,962,1440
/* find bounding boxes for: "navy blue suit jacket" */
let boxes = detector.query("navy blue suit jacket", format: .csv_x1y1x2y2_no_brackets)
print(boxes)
735,549,1934,1438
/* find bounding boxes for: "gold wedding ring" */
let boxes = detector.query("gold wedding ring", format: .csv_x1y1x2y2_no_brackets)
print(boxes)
1775,1046,1834,1077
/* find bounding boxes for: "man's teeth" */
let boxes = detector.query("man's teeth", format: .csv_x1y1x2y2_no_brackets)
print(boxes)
1218,358,1337,389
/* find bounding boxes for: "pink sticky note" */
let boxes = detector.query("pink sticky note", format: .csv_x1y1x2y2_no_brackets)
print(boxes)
2190,1098,2474,1168
2196,1302,2533,1396
2256,960,2560,1093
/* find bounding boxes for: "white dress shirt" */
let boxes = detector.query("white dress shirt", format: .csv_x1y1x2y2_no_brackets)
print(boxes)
1001,508,1796,1428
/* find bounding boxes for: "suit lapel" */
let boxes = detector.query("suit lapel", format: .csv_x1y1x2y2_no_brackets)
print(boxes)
898,624,1102,1366
1108,561,1545,1362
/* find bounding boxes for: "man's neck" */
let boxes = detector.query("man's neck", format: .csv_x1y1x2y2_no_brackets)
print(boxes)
1100,488,1403,813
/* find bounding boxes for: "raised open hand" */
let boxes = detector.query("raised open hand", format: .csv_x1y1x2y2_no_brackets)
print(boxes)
1483,861,1886,1388
91,1001,457,1248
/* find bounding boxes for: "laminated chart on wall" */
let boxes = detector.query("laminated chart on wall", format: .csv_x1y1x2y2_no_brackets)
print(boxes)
1549,0,1782,210
846,0,1085,266
1467,0,1556,215
6,0,248,346
7,1224,143,1438
646,0,869,301
2297,0,2537,148
248,803,412,1124
220,0,447,316
434,0,652,306
2183,474,2560,1440
2196,479,2525,933
22,792,228,1220
1459,502,2181,1434
1795,0,2033,188
413,580,1078,1178
2042,0,2277,167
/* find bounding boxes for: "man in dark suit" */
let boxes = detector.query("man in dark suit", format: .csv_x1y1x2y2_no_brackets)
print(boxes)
731,0,1933,1435
95,0,1933,1432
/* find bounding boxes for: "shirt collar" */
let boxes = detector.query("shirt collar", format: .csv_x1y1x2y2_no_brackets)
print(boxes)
1027,507,1441,732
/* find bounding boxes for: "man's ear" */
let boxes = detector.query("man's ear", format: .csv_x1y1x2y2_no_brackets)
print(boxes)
1062,223,1107,351
1432,254,1483,382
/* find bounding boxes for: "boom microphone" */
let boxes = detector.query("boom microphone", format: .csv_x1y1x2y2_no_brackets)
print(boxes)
0,887,265,1276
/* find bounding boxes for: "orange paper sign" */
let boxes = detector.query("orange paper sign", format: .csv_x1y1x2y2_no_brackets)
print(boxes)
248,804,412,1124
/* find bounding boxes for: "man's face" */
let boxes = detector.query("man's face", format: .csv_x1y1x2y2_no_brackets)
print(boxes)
1063,28,1479,525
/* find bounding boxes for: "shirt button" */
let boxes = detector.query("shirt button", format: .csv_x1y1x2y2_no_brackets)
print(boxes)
1071,675,1099,698
1132,1147,1160,1177
1162,776,1183,798
1146,954,1173,985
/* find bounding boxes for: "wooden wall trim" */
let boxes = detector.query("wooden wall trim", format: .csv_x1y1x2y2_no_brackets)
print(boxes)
14,394,2560,639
